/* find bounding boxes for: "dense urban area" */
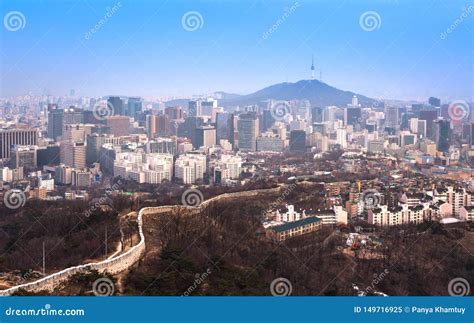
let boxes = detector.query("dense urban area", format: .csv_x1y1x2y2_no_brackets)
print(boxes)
0,80,473,296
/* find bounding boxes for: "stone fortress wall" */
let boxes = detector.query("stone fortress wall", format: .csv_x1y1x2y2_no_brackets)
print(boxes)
0,186,281,296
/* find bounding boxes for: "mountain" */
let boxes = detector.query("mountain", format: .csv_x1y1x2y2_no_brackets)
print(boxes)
165,79,377,108
220,79,376,107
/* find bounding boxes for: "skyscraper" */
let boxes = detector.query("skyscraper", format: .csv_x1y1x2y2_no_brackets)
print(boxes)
47,104,64,140
289,130,306,153
434,119,451,152
188,100,202,117
419,109,439,140
385,106,400,129
86,134,107,165
261,110,276,132
60,141,86,169
0,128,38,159
344,107,361,127
127,97,143,119
216,112,235,145
201,98,218,116
10,146,37,171
47,105,83,140
108,96,124,116
238,114,259,152
165,106,183,120
344,96,361,127
428,97,441,107
311,107,323,123
194,126,216,149
106,116,130,137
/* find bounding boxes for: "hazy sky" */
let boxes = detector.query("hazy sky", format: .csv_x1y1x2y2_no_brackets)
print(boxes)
0,0,473,102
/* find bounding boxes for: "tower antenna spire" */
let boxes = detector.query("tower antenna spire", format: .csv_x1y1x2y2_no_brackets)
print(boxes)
311,55,315,80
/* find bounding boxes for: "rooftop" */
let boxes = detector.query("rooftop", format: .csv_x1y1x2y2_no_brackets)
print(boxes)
270,216,321,233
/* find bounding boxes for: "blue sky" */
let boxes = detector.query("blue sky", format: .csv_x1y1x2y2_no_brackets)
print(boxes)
0,0,473,102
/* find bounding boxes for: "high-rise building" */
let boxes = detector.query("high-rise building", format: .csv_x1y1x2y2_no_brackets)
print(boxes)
72,169,92,188
311,107,323,123
0,128,38,159
237,114,259,152
106,116,130,137
60,141,86,169
471,123,474,147
434,119,451,152
47,105,83,140
188,100,202,117
175,154,207,184
262,110,276,132
47,104,64,140
165,106,183,120
113,152,173,184
146,138,177,156
201,98,218,116
216,112,235,146
108,96,124,116
55,164,73,185
344,96,361,127
289,130,306,153
385,106,399,129
178,116,204,141
419,109,439,140
63,124,94,142
214,155,242,182
344,107,361,127
257,134,284,152
336,127,347,149
86,134,107,165
146,114,172,138
10,145,37,171
194,126,216,149
127,97,143,119
428,97,441,107
37,144,60,167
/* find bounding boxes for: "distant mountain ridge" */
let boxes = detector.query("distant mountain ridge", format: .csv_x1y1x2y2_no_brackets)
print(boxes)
166,79,377,108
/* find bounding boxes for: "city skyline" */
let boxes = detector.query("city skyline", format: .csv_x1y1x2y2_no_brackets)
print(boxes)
1,0,473,102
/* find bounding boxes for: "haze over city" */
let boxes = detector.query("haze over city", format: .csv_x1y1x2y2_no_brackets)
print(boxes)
0,1,473,319
1,0,473,102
